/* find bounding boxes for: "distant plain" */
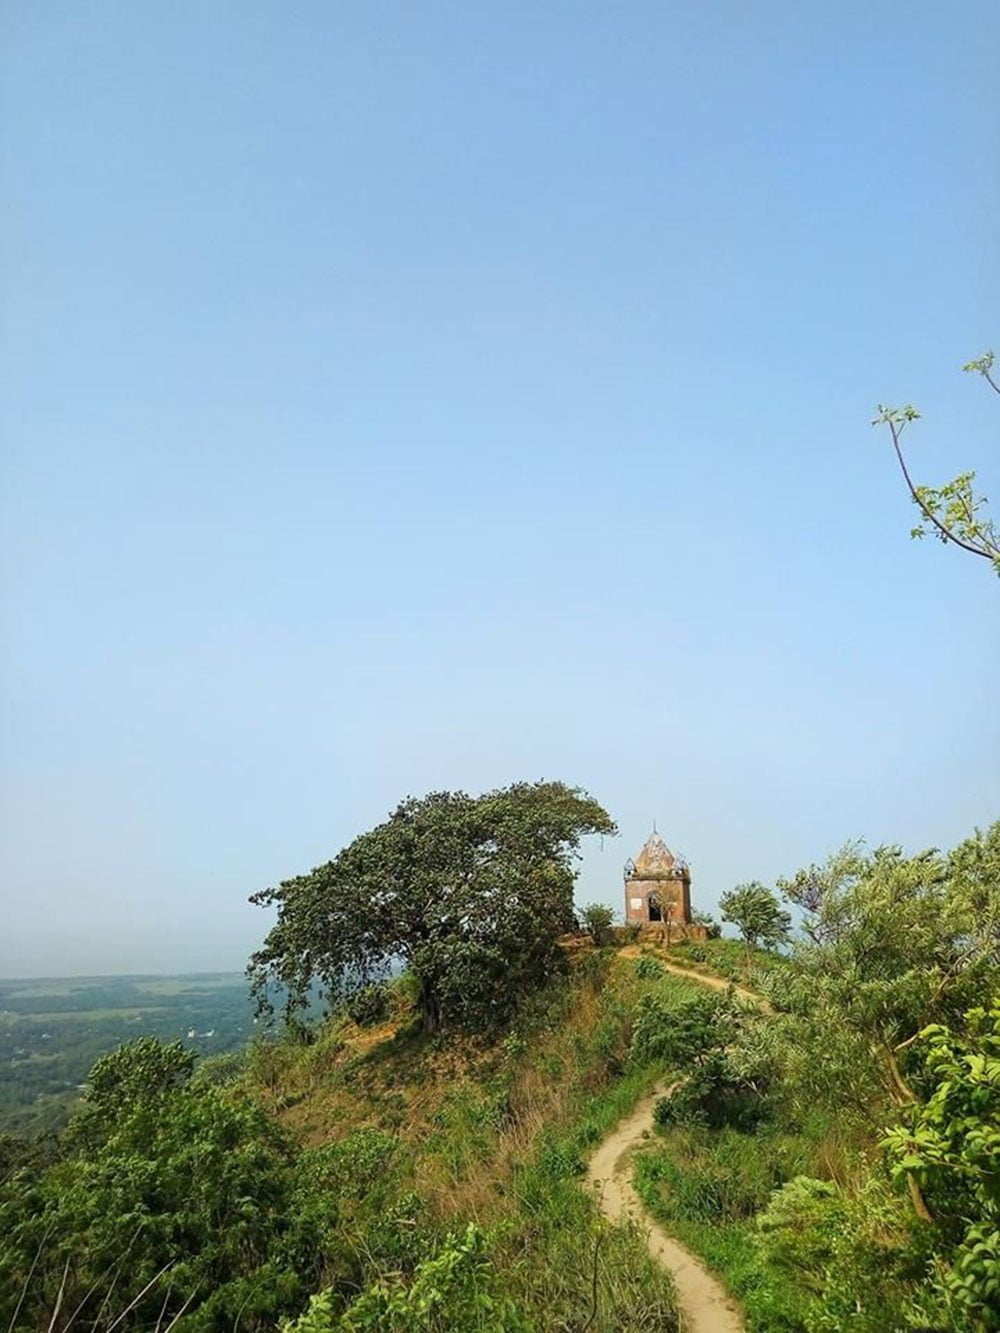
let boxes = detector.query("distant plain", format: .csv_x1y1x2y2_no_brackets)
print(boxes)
0,973,254,1134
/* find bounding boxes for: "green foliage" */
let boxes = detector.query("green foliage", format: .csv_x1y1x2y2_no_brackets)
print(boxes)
884,1002,1000,1329
0,1038,321,1330
581,902,616,946
776,825,1000,1100
655,1051,774,1133
280,1225,528,1332
74,1035,194,1122
248,781,616,1034
719,882,791,953
633,953,664,980
873,350,1000,575
344,984,392,1028
631,988,736,1067
755,1176,846,1282
805,1173,926,1332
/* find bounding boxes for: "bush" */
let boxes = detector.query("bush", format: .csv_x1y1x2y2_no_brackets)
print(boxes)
345,984,392,1027
0,1038,312,1331
635,954,664,980
692,911,722,940
581,903,616,947
630,990,736,1067
655,1052,774,1132
755,1176,846,1281
281,1225,529,1332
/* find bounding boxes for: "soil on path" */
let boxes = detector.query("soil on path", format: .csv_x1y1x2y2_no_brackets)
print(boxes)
616,947,766,1009
586,954,749,1332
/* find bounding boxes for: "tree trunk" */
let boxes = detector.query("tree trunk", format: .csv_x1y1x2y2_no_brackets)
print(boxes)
882,1042,917,1105
418,976,441,1034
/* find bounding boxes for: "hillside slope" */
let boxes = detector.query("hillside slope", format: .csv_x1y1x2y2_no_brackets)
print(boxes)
245,951,698,1331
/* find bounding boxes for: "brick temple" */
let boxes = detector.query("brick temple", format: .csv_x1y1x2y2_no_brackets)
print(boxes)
624,829,706,940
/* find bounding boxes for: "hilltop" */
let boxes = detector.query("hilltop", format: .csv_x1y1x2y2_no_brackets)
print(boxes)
2,815,998,1331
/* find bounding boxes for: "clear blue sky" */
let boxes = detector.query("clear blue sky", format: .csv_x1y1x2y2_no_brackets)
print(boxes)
2,2,998,977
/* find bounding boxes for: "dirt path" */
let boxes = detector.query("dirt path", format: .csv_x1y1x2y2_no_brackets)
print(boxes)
586,1086,743,1332
585,956,749,1332
617,947,765,1009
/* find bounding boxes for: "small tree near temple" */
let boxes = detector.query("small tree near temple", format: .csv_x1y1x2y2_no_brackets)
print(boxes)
719,881,791,972
248,781,616,1034
581,903,615,947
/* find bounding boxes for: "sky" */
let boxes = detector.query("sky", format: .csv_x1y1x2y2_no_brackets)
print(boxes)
1,1,998,978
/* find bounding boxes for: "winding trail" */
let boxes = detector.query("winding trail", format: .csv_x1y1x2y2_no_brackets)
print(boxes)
586,954,749,1332
616,948,766,1009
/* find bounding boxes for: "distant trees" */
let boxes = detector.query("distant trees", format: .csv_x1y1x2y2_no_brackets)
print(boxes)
248,782,616,1034
873,350,1000,574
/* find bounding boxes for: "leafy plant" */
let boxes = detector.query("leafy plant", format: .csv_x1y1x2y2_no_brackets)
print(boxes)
280,1225,529,1332
873,350,1000,575
344,984,392,1028
884,1002,1000,1329
581,903,616,947
719,883,791,964
634,954,664,980
631,989,736,1067
755,1176,846,1282
0,1039,315,1331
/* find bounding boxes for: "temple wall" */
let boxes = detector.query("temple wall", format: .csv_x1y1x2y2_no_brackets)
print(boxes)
624,874,692,924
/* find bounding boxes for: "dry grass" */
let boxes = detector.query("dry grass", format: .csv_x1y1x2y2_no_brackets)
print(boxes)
255,959,627,1221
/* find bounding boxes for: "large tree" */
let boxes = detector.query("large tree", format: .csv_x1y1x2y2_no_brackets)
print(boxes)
248,781,616,1033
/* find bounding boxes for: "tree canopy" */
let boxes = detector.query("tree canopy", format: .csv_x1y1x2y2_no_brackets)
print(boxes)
248,781,616,1033
719,881,791,955
775,824,1000,1085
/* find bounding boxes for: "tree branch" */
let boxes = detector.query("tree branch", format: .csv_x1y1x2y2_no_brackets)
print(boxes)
887,421,994,561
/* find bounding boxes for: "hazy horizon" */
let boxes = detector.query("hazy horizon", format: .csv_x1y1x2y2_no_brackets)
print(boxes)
3,2,998,978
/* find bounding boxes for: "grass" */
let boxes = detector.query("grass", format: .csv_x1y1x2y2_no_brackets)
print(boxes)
667,937,788,989
633,1123,816,1332
238,953,713,1330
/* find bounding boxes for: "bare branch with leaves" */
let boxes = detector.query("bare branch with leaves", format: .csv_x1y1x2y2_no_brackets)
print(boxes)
873,350,1000,574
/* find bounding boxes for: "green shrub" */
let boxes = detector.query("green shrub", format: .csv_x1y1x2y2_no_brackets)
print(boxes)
581,903,616,946
0,1039,311,1331
345,984,392,1027
755,1176,846,1282
655,1052,773,1132
634,954,664,980
630,990,735,1067
281,1225,529,1332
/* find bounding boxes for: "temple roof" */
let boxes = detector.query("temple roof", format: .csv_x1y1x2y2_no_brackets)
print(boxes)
633,830,679,877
